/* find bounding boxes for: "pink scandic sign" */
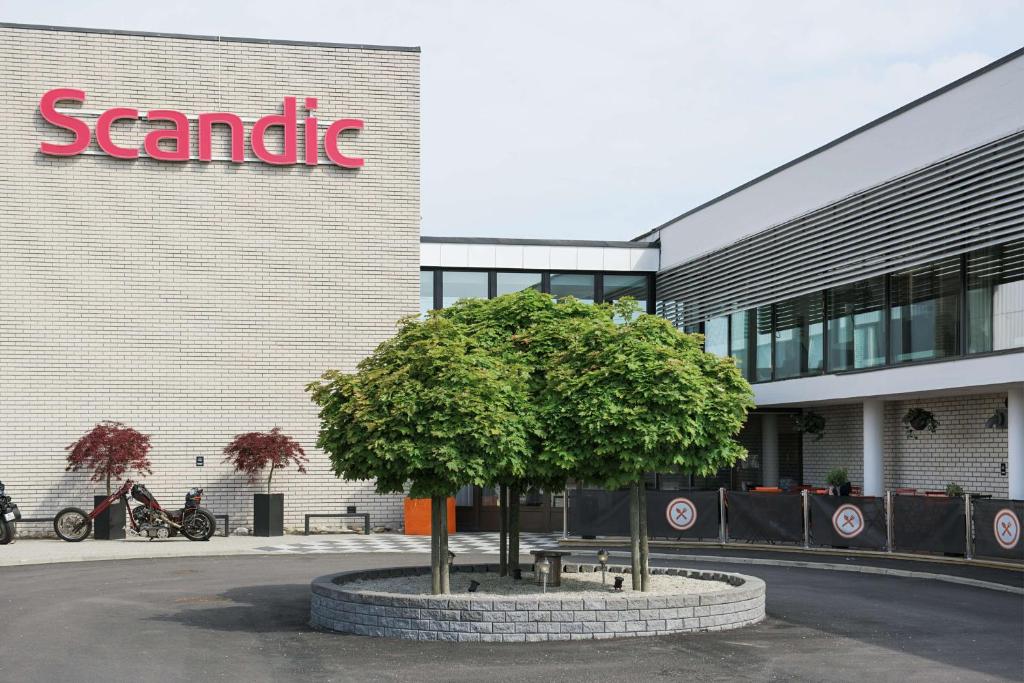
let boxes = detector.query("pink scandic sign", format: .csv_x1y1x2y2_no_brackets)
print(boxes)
831,503,865,539
993,508,1020,550
666,497,697,531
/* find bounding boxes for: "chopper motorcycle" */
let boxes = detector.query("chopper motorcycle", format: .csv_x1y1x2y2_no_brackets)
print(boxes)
53,479,216,542
0,481,22,545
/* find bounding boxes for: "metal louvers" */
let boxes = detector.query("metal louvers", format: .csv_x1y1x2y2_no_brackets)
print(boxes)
656,129,1024,327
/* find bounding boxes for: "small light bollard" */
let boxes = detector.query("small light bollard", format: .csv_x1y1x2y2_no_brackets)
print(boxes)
447,550,456,566
467,579,480,593
597,548,609,585
537,556,551,594
612,575,624,591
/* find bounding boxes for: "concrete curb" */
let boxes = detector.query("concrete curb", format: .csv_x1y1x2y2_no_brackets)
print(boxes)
595,550,1024,595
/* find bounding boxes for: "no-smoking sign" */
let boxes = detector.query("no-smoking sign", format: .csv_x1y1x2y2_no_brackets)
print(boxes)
832,503,865,539
993,508,1020,550
666,497,697,531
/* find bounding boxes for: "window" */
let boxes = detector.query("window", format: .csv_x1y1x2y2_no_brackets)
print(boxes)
604,274,649,311
704,316,729,357
420,270,435,316
550,273,595,303
496,271,543,295
967,241,1024,353
827,277,885,371
773,293,823,379
441,270,488,308
730,309,752,377
889,257,960,364
754,305,773,382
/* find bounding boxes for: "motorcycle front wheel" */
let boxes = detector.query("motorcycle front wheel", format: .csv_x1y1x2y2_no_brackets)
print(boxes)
0,520,14,545
54,507,92,542
180,508,215,541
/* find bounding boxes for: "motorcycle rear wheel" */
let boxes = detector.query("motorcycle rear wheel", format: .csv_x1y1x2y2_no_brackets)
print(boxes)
0,520,14,545
54,507,92,542
180,508,215,541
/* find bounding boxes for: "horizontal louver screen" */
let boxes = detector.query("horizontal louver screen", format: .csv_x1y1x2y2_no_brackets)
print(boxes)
657,130,1024,326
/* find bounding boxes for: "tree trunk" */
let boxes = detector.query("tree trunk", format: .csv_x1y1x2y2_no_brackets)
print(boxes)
430,496,442,595
509,485,520,578
439,495,450,594
106,471,112,497
638,481,650,592
267,465,275,496
499,484,508,576
629,482,642,590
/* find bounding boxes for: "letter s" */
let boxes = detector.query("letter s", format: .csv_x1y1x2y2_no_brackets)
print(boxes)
39,88,91,156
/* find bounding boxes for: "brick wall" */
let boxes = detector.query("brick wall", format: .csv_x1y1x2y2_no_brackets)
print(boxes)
0,26,419,529
802,393,1009,496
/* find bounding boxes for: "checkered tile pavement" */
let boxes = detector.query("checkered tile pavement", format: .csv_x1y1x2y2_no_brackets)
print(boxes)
252,532,561,555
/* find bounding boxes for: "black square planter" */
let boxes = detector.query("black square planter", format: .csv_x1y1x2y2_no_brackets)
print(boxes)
93,495,126,540
254,493,284,537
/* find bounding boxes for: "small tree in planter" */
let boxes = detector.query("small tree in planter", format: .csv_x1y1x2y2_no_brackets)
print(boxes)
223,428,308,536
825,467,851,496
65,421,153,540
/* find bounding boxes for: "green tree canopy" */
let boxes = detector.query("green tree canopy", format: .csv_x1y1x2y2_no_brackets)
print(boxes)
542,302,755,488
307,314,534,499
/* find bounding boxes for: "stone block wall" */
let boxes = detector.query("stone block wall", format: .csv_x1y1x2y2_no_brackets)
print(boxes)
802,393,1009,496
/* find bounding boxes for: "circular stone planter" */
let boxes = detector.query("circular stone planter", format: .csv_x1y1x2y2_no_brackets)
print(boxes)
310,563,765,642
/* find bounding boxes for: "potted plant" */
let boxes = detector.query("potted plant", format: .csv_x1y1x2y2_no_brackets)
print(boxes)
903,408,939,439
793,411,826,441
223,427,307,537
65,421,153,540
945,482,964,497
825,467,851,496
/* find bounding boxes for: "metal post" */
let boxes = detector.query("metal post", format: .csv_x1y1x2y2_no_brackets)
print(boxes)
885,490,894,553
802,489,810,549
562,489,568,540
718,487,727,543
964,493,973,560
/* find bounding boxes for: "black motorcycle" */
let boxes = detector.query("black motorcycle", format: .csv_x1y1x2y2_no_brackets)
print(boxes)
0,481,22,545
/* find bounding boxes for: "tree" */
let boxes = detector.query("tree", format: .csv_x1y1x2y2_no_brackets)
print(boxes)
435,289,612,575
308,314,533,594
223,427,308,495
542,301,754,590
65,421,153,495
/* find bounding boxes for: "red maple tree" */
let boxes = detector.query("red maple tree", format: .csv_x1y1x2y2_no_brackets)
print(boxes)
66,421,153,495
223,427,308,495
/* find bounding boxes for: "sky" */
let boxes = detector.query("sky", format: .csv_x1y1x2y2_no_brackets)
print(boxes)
3,0,1023,240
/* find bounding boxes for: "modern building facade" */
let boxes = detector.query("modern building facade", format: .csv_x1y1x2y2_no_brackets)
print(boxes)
2,21,1020,535
0,23,419,529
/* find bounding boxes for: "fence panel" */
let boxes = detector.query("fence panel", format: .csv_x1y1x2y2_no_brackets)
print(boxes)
646,490,720,539
972,498,1024,560
726,492,803,543
892,495,965,555
808,495,887,550
568,489,631,537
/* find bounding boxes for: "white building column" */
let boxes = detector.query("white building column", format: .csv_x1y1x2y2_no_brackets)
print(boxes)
862,399,885,497
1008,386,1024,500
761,413,779,487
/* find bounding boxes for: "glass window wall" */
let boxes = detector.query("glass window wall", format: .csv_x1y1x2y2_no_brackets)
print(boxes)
420,270,435,316
604,274,649,311
889,257,960,364
826,277,886,371
550,273,595,303
441,270,488,308
967,241,1024,353
773,293,824,379
704,316,729,357
496,271,543,296
755,305,773,382
730,309,751,376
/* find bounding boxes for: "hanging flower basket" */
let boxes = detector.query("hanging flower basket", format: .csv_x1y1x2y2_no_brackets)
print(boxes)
793,411,826,441
902,408,939,439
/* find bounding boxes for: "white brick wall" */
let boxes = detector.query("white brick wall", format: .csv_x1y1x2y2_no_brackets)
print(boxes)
802,393,1009,496
0,26,419,529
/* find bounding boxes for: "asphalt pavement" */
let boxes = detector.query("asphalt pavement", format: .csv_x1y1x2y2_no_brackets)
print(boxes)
0,552,1021,682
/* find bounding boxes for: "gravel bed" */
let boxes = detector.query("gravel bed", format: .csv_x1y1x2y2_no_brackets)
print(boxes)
346,569,734,597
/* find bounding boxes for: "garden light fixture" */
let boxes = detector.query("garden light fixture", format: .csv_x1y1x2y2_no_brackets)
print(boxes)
467,579,480,593
613,575,624,591
447,550,456,566
537,556,551,593
597,548,609,585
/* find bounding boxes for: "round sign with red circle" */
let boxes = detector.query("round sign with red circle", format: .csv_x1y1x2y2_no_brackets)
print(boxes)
832,503,865,539
666,497,697,531
993,508,1020,550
